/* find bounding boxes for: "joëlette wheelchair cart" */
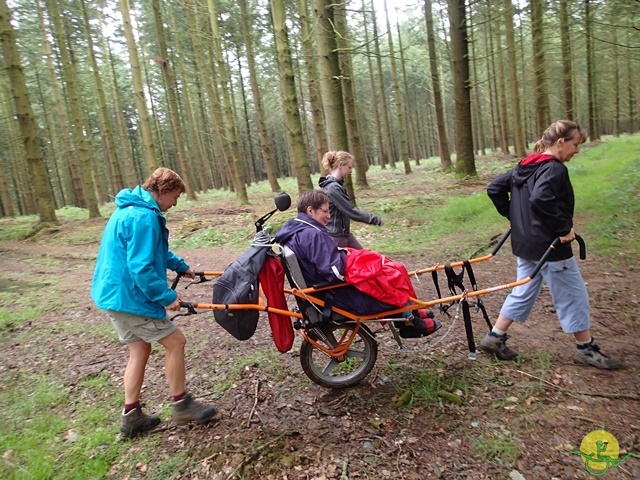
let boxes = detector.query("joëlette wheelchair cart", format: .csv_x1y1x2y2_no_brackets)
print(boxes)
172,193,585,390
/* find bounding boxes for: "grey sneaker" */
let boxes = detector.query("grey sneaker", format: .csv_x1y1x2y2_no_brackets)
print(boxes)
574,342,623,370
480,332,519,360
173,393,217,425
120,407,161,438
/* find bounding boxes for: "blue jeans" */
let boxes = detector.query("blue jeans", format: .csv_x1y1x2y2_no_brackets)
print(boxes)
500,256,590,333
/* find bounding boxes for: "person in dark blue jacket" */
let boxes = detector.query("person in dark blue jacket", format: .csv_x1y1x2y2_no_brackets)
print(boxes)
275,190,439,338
481,120,622,370
92,167,216,438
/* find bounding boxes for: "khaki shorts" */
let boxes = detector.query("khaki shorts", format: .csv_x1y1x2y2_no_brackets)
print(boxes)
106,310,177,344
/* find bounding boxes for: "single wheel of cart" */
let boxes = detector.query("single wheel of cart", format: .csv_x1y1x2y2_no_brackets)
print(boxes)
299,323,378,389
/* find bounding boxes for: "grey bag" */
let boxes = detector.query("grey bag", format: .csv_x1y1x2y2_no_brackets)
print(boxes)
212,244,268,340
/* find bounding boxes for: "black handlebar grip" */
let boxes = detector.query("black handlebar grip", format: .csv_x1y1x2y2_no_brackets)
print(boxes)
575,234,586,260
179,301,192,309
170,273,183,290
491,229,512,256
530,238,562,279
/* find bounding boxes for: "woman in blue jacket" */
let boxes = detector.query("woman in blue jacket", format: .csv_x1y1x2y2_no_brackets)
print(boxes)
92,167,216,438
481,121,622,370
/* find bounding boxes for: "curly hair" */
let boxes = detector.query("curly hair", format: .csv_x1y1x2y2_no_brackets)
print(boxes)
142,167,186,195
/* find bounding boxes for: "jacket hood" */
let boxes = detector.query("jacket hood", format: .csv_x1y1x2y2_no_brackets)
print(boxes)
512,154,558,187
275,213,326,245
114,185,159,211
318,174,342,188
519,153,556,166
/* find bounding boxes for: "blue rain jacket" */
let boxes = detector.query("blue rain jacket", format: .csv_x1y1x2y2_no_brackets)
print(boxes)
91,186,189,319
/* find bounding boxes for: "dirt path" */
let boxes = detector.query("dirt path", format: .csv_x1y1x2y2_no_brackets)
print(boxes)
1,215,639,479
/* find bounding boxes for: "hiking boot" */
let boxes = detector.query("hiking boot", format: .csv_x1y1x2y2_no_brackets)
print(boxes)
173,393,217,425
574,341,623,370
120,407,161,438
480,331,518,360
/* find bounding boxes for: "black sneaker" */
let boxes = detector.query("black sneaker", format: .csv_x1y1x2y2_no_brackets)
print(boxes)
173,393,217,425
120,407,161,438
480,331,518,360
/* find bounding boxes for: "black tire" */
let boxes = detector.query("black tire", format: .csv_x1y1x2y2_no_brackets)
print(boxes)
299,323,378,389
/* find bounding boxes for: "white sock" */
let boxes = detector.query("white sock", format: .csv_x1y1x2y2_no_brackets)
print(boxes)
491,327,506,336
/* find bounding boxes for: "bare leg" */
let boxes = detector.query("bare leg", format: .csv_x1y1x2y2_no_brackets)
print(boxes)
158,328,187,396
494,314,514,332
573,329,591,343
124,340,152,404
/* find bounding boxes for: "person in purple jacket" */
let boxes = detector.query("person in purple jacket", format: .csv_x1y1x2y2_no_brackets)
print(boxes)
481,120,622,370
275,190,439,338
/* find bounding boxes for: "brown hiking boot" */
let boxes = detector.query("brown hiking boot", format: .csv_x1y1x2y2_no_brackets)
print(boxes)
480,332,518,360
173,393,217,425
574,341,623,370
120,407,161,438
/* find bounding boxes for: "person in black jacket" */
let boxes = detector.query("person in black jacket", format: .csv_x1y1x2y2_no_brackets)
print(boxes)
481,120,622,370
318,151,383,249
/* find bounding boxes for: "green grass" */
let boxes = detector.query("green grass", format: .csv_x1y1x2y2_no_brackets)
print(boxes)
470,430,521,464
0,372,123,479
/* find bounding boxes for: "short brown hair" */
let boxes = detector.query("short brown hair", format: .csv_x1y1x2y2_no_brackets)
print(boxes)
297,190,330,213
142,167,186,195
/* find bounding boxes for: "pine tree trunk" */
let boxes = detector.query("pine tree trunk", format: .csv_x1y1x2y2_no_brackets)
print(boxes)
559,0,574,121
424,0,452,170
396,16,421,163
531,0,550,137
119,0,157,174
297,0,328,174
151,0,196,199
362,0,385,168
384,0,411,174
334,2,369,187
207,0,249,204
103,39,137,186
585,0,599,141
46,0,100,218
240,0,281,191
0,0,57,224
503,0,526,157
493,10,510,155
37,0,75,206
370,0,394,168
271,0,313,193
80,0,124,197
447,0,476,177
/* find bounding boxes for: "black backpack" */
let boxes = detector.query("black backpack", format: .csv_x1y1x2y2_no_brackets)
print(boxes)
212,244,269,340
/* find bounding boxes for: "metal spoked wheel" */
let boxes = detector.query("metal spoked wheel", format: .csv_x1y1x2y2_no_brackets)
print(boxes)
299,323,378,389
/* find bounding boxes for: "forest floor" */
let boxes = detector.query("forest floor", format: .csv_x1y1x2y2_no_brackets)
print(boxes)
1,161,639,479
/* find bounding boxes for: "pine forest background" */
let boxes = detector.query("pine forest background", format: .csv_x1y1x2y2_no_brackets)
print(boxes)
0,0,638,224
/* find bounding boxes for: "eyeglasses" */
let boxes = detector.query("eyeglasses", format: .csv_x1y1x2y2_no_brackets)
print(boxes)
318,207,330,215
